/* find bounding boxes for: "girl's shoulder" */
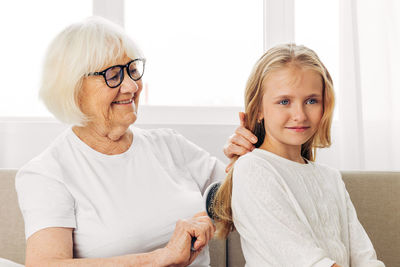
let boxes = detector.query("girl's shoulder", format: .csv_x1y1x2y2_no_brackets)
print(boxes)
235,149,342,183
234,150,281,180
235,150,270,169
312,161,342,179
310,161,346,192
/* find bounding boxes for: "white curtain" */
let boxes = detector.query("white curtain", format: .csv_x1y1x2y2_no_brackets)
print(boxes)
338,0,400,171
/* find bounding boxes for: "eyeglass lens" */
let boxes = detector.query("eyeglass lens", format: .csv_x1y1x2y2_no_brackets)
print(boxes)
128,60,144,80
105,67,124,87
105,60,144,88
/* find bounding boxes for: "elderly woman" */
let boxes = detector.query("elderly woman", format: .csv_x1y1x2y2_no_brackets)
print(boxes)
15,16,255,267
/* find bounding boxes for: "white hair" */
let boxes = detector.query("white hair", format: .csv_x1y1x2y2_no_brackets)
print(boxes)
39,16,143,126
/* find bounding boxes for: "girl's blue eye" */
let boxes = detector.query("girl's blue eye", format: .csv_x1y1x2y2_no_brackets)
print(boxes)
279,99,289,105
306,98,317,104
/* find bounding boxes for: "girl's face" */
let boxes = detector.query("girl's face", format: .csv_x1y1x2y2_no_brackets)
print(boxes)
259,65,323,153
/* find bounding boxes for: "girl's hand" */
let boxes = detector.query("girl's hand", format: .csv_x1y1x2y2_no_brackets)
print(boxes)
223,112,257,172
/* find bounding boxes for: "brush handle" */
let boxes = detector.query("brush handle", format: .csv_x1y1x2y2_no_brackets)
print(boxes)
190,182,221,252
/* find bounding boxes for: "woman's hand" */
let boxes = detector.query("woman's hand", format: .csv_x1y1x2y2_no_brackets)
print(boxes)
223,112,258,172
159,211,215,267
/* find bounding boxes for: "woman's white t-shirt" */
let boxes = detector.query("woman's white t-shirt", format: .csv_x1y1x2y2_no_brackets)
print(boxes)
232,149,385,267
16,127,225,266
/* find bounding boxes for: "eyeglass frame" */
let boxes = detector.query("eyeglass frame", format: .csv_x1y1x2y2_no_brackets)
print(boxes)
87,58,146,88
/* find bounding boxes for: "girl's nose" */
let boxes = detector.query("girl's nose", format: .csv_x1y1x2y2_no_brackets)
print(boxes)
292,104,307,122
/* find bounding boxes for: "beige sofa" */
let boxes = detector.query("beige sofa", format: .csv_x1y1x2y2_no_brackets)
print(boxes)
1,169,399,266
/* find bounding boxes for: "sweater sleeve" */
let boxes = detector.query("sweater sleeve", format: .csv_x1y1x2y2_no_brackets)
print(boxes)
15,161,76,239
344,190,385,267
232,156,335,267
171,129,226,194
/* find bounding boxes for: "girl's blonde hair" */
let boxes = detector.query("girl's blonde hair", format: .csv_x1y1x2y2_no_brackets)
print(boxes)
213,43,335,239
39,16,143,126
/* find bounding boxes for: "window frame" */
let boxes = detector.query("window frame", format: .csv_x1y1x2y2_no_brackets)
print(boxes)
1,0,295,125
90,0,294,125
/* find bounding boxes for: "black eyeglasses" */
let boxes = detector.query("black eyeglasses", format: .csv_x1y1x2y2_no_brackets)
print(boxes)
88,58,146,88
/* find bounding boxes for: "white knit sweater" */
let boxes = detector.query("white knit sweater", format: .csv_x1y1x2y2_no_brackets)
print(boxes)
232,149,385,267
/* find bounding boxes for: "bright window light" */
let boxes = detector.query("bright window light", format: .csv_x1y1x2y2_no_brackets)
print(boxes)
125,0,263,106
0,0,91,117
295,0,339,118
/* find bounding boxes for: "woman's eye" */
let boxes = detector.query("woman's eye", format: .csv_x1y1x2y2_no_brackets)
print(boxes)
108,75,119,81
306,98,318,104
279,99,289,105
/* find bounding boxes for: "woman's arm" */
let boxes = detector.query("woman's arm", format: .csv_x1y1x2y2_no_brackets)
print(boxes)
26,212,214,267
26,227,166,267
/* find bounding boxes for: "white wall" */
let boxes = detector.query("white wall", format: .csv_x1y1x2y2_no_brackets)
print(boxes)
0,118,341,170
0,120,235,169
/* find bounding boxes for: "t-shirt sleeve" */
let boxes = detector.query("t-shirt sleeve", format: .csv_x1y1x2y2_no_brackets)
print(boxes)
170,129,226,194
232,157,335,267
15,162,76,239
344,189,385,267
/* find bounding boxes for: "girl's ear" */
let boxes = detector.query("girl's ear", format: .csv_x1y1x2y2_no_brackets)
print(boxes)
257,112,264,122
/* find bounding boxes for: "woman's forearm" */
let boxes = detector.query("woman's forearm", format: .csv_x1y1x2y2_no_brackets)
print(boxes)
26,248,171,267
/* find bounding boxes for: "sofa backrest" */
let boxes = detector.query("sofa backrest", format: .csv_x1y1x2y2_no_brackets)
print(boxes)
340,171,400,267
0,169,25,264
1,169,399,266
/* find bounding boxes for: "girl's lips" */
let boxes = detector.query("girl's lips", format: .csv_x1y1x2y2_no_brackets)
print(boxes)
286,126,310,132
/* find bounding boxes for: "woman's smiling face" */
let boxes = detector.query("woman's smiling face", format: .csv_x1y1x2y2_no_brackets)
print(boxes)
259,65,324,151
78,56,143,133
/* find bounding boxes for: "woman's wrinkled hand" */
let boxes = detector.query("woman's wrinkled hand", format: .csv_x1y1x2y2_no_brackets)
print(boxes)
223,112,258,172
160,211,215,267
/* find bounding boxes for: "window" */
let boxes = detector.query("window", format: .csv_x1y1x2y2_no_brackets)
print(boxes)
294,0,339,118
125,0,263,106
1,0,339,119
0,0,91,117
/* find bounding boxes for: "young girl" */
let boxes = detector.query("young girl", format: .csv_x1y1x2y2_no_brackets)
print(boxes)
213,44,384,267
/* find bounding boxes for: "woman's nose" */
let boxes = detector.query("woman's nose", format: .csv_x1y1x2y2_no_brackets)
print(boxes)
120,71,140,94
